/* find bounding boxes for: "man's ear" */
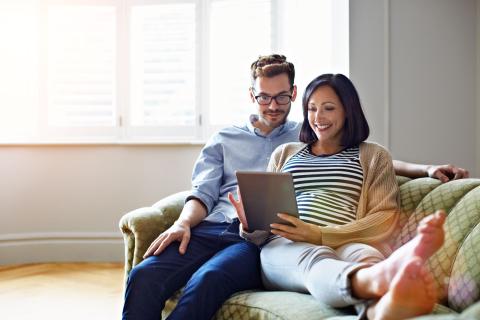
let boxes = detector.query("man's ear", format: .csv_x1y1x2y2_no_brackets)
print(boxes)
291,85,298,102
249,87,256,103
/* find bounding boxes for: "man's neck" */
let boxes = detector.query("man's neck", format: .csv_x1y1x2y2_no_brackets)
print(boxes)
251,117,285,135
254,122,273,135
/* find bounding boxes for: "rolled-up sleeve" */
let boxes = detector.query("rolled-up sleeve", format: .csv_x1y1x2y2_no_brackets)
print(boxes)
187,134,224,214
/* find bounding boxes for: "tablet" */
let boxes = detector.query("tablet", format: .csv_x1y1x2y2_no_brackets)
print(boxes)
235,171,299,231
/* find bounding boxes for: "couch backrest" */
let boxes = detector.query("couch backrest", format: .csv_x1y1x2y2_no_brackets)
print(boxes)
392,177,480,312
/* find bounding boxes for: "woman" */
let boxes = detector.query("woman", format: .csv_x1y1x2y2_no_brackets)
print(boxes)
229,74,445,320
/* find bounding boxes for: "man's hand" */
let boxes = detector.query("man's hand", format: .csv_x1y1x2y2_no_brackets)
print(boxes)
143,221,191,258
228,186,249,231
427,164,469,183
270,213,322,245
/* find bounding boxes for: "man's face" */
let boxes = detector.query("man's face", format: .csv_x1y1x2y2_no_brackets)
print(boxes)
250,73,297,132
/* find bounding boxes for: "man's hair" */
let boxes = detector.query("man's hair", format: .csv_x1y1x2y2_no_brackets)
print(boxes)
250,54,295,88
299,73,370,148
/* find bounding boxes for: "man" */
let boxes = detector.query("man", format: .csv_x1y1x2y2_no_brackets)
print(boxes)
122,54,468,320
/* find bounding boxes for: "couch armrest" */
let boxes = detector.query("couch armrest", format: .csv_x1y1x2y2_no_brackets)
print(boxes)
119,191,190,280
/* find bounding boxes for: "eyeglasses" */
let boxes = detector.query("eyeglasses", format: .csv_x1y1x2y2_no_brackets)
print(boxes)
252,91,293,106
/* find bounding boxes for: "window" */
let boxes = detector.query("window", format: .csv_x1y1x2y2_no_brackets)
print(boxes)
208,0,272,129
46,3,117,136
128,1,197,140
0,1,39,140
0,0,348,143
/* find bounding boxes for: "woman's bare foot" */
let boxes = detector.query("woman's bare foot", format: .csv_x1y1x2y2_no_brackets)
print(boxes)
367,257,437,320
352,210,446,298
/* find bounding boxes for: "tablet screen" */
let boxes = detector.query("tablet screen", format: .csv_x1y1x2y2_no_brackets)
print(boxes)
236,171,299,231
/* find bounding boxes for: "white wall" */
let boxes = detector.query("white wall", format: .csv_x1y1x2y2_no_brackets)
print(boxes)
350,0,389,146
0,0,478,264
0,145,201,264
477,0,480,178
389,0,476,172
350,0,477,173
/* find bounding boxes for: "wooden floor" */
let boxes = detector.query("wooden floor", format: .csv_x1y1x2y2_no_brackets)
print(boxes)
0,263,124,320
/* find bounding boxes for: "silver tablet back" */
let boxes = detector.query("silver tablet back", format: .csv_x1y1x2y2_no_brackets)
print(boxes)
236,171,299,231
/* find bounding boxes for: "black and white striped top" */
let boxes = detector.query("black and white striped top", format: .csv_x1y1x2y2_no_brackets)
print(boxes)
282,145,364,227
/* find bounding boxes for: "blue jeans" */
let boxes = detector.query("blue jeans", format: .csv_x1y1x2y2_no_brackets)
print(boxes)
122,220,262,320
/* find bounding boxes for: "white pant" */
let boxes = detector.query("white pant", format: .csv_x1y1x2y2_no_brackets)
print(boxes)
261,237,385,308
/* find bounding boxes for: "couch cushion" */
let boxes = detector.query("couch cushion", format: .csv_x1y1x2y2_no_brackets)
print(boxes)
446,187,480,311
213,292,457,320
214,291,354,320
389,178,442,247
393,179,480,312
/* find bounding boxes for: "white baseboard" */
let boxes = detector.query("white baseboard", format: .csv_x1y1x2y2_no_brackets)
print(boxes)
0,232,124,265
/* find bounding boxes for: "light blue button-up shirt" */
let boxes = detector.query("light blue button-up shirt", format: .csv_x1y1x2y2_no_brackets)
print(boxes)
188,118,301,223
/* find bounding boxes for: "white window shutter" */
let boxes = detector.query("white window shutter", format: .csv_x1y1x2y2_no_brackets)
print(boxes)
47,5,116,127
208,0,271,129
130,3,196,127
0,2,39,141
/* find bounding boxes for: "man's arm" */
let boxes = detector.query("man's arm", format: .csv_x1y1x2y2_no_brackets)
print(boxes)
143,198,207,257
393,160,469,183
144,134,224,257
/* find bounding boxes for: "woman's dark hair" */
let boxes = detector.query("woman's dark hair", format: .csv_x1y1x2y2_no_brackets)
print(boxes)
299,73,369,148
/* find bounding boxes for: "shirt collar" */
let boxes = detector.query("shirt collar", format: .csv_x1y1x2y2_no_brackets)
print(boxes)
246,114,288,138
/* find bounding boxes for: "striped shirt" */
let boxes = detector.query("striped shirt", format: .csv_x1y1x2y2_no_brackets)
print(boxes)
282,145,363,227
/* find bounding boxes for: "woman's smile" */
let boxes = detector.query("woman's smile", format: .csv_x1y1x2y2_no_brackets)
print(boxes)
307,85,346,151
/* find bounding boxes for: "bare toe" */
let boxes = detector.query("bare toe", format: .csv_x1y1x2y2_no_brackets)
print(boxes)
370,258,436,320
358,212,445,298
420,210,446,228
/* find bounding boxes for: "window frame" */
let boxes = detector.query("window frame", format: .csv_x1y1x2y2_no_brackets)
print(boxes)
0,0,348,144
124,0,201,143
37,0,120,142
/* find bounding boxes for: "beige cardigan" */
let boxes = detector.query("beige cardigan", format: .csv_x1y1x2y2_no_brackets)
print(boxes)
265,141,400,255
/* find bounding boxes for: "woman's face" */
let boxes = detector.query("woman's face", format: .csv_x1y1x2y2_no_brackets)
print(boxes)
307,85,346,146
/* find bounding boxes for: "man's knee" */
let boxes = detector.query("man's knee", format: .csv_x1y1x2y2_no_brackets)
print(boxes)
186,243,261,291
234,241,260,262
127,261,159,289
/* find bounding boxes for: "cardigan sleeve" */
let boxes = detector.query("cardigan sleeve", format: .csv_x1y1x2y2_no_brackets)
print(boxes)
267,142,306,173
318,146,399,249
266,151,279,172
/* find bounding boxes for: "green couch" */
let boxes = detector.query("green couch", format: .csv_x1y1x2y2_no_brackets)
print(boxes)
120,177,480,319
